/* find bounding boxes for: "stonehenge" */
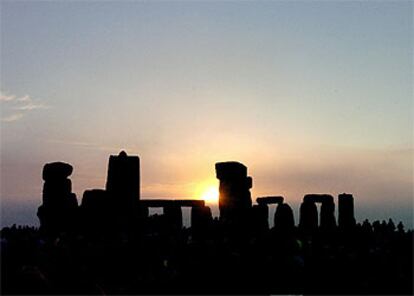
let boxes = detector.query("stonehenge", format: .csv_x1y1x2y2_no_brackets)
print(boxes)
300,194,335,231
37,152,356,237
252,195,295,232
140,199,212,232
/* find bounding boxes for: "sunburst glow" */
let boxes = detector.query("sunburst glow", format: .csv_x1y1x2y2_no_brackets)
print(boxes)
200,186,219,203
201,186,219,203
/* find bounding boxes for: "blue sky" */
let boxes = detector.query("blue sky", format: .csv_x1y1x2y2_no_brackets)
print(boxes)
1,1,412,227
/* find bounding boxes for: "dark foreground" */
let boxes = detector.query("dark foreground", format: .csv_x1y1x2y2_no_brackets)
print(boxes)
1,218,412,295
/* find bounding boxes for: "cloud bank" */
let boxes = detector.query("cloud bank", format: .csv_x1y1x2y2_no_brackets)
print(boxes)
0,91,50,122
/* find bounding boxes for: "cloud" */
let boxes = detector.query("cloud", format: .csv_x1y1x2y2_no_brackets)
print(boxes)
16,95,31,102
14,103,50,111
1,90,50,122
1,113,24,122
0,93,16,101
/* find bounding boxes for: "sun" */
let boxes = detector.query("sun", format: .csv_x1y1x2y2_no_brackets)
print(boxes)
194,179,219,204
200,186,219,204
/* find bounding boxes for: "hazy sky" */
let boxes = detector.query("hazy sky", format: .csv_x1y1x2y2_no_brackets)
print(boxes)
1,1,412,227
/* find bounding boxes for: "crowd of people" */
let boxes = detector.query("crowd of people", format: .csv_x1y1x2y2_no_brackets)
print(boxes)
1,217,412,295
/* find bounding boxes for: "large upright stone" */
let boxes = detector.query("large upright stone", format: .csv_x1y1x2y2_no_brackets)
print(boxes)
215,161,252,225
320,199,336,230
274,203,295,231
105,151,141,231
80,189,109,234
299,200,318,232
81,189,108,209
338,193,356,229
191,205,213,237
42,179,72,206
300,194,336,231
106,151,140,208
37,162,78,236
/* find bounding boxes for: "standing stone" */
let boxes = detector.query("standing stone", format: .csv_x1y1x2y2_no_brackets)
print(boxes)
320,199,336,230
274,203,295,231
215,161,252,226
301,194,337,231
191,205,213,237
106,151,140,206
299,200,318,232
338,193,356,229
37,162,78,236
105,151,140,229
80,189,109,234
42,179,72,206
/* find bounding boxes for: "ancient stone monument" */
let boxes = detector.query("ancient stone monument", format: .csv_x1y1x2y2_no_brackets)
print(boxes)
36,151,359,240
252,196,284,231
252,196,295,232
299,199,318,232
274,203,295,231
338,193,356,229
106,150,140,205
139,199,212,233
215,161,252,226
299,194,336,231
37,162,78,235
80,189,109,234
256,196,284,205
106,151,140,228
191,204,213,236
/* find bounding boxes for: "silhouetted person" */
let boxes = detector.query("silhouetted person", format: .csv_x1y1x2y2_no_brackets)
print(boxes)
387,218,396,233
397,221,405,233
